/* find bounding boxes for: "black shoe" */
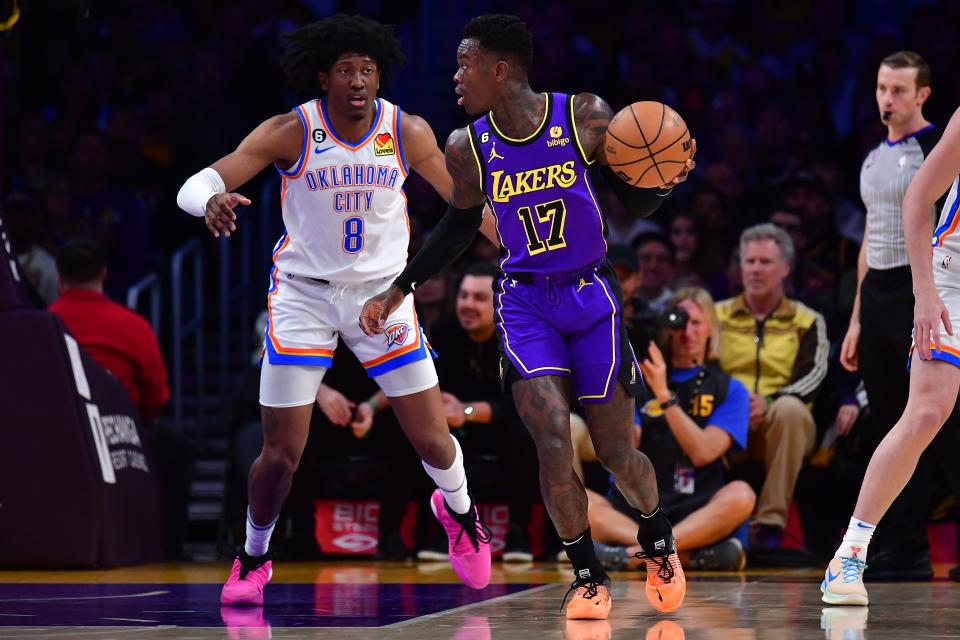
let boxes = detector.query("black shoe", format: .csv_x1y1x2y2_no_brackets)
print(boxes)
865,548,933,582
503,526,534,563
416,535,449,561
688,538,746,571
593,542,630,571
949,565,960,582
375,532,411,561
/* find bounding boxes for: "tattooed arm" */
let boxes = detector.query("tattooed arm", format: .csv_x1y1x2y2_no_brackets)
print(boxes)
573,93,695,218
358,127,486,336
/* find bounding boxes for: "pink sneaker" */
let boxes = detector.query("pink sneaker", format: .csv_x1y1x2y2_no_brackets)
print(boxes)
429,490,492,589
221,551,273,606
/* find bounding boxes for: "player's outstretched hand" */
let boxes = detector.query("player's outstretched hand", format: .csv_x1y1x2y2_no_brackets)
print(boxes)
204,192,250,238
359,284,405,336
914,285,952,360
664,138,697,188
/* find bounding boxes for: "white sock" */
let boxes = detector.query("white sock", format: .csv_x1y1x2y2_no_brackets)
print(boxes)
834,516,875,561
244,508,277,557
422,436,471,514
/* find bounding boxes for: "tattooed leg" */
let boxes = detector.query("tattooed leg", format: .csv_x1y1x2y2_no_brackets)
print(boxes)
584,382,660,513
247,403,314,525
511,374,589,539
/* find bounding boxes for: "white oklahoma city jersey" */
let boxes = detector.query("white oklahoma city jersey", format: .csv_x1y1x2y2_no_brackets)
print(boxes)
274,97,410,283
262,97,435,390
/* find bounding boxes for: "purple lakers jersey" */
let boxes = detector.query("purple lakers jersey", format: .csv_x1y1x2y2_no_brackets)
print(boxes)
469,93,606,274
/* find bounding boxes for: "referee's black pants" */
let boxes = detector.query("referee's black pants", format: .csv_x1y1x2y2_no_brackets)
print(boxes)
859,266,960,556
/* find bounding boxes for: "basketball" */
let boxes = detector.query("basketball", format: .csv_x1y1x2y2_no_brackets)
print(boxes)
605,101,693,188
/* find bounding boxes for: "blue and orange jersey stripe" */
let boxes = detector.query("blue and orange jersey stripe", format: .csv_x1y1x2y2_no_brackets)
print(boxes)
932,178,960,247
393,103,408,178
275,104,311,179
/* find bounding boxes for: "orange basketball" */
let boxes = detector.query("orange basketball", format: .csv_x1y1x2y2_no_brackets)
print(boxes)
605,101,692,188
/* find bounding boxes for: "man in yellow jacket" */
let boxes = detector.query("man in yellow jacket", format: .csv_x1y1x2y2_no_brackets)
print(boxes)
716,223,828,546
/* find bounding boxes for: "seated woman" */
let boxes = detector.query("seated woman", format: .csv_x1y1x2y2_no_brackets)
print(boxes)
573,287,755,571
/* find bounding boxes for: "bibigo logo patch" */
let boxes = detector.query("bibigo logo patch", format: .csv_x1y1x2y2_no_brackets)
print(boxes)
385,323,410,348
547,125,570,148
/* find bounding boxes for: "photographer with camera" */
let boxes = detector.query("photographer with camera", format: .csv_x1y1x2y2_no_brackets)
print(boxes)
579,287,755,571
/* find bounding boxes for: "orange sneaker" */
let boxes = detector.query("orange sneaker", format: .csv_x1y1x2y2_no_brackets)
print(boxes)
563,576,612,620
636,549,686,613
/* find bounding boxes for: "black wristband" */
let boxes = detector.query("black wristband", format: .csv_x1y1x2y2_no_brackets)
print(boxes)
393,202,484,295
599,164,672,218
658,392,679,410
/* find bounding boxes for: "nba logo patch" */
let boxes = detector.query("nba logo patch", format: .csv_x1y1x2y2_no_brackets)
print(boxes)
898,155,907,170
374,133,395,156
385,323,410,348
943,255,953,269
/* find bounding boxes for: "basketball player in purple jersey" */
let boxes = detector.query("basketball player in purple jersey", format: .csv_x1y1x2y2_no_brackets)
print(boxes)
360,14,695,619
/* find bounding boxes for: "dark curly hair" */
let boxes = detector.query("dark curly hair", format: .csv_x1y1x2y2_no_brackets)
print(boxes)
281,14,406,96
462,14,533,68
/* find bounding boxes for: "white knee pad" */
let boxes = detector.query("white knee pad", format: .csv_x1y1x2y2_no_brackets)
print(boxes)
259,358,327,407
374,355,439,397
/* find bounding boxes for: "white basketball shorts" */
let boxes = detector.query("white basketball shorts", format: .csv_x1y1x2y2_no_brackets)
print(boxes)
259,269,437,406
915,246,960,368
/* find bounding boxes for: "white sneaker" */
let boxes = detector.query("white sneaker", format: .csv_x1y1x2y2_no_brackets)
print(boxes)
821,556,868,606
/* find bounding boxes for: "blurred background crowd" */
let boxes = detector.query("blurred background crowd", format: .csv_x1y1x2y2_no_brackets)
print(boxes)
5,0,960,571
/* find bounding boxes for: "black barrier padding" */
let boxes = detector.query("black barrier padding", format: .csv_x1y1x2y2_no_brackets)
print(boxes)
0,310,163,567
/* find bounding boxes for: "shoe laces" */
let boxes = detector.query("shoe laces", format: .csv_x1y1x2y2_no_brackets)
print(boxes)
452,508,493,553
634,550,676,583
560,577,608,611
840,556,867,583
218,542,272,580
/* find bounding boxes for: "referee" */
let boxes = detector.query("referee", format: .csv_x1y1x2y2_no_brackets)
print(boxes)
843,51,958,580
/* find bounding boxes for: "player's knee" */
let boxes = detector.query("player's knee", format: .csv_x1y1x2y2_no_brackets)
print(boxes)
594,443,633,476
533,426,573,464
416,434,455,469
900,403,946,441
260,445,302,478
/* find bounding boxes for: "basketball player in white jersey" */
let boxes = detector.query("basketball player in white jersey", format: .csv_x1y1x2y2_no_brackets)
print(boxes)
822,104,960,605
176,15,491,606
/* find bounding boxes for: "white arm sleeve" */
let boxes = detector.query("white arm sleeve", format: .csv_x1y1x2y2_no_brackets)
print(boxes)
176,167,226,217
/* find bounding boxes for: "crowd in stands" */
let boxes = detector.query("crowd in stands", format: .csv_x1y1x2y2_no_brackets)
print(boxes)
7,1,960,571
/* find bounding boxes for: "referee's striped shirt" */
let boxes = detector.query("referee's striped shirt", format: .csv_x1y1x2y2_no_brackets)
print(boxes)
860,124,943,270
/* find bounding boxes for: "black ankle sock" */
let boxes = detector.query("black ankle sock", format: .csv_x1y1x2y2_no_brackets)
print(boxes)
636,506,674,553
562,527,608,582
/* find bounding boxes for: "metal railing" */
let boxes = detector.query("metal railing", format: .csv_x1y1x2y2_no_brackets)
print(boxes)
125,272,161,340
171,238,204,433
216,177,279,405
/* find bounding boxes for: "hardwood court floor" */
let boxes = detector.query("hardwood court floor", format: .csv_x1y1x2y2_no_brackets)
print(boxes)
0,562,957,639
